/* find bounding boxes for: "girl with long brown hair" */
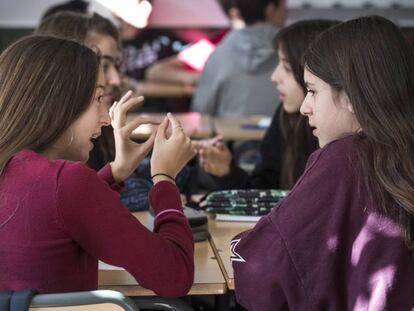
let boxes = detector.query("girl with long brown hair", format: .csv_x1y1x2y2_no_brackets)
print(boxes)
232,16,414,310
197,20,337,190
0,35,195,295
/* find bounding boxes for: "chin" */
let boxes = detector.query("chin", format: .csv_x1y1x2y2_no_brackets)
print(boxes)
283,105,300,114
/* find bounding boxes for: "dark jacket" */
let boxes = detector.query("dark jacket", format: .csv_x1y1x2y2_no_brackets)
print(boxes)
215,106,318,190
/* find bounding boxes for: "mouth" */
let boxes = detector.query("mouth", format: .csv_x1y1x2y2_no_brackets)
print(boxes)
309,126,317,136
90,133,101,144
278,91,285,102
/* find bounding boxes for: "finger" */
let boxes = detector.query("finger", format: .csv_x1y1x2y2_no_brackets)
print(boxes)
140,130,157,153
109,101,117,121
137,131,156,158
118,90,133,105
113,97,145,129
211,135,223,146
166,113,183,134
119,96,145,114
111,91,133,127
155,116,169,144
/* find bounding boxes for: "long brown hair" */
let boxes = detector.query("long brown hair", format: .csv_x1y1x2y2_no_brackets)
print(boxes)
273,20,339,188
36,11,121,50
304,16,414,253
36,11,121,165
0,35,100,174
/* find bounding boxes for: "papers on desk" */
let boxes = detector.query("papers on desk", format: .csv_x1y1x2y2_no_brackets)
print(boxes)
215,213,261,222
240,117,271,130
99,261,124,270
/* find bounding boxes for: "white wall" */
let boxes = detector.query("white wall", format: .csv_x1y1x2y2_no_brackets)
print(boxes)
0,0,68,27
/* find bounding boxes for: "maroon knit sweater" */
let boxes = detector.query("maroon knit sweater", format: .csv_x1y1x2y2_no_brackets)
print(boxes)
0,150,194,297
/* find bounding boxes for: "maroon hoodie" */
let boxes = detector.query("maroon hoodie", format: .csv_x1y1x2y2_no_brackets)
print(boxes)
232,136,414,310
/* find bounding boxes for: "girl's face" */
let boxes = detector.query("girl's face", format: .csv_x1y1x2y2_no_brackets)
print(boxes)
89,34,122,108
50,68,111,162
300,69,360,148
271,48,305,114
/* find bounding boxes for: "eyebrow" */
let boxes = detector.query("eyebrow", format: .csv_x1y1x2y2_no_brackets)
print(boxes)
305,81,315,88
102,54,121,65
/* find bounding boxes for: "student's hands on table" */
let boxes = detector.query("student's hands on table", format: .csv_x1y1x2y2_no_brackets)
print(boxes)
194,136,233,177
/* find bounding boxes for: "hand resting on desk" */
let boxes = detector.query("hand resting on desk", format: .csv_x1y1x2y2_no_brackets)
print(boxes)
194,135,232,177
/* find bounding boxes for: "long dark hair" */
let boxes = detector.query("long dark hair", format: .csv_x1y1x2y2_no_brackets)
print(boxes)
37,11,121,50
304,16,414,254
37,11,121,167
273,20,339,188
0,35,100,174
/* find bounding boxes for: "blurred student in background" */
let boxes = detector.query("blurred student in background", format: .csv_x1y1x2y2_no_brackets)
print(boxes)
191,0,287,117
232,16,414,309
197,20,339,190
0,35,194,296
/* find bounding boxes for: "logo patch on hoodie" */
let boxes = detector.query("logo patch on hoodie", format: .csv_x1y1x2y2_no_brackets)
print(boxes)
230,238,245,263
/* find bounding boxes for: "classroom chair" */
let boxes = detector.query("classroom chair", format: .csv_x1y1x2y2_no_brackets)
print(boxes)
0,289,193,311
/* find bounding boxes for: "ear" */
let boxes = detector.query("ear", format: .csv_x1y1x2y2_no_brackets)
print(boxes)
264,2,277,21
339,91,354,114
347,103,355,114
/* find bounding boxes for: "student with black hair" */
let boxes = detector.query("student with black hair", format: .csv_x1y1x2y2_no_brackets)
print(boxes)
197,20,338,190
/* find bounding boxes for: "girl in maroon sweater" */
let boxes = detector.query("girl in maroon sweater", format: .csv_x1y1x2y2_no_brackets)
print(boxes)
0,35,195,296
232,17,414,310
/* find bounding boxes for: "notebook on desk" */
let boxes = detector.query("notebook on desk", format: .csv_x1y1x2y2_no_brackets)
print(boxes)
203,189,288,222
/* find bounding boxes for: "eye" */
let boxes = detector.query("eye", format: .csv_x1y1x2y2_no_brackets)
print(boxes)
102,62,110,73
114,59,122,72
306,89,315,97
96,95,104,103
283,64,292,73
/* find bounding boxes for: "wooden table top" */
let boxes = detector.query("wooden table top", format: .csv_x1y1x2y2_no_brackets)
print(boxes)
212,115,269,141
98,212,227,296
207,216,256,290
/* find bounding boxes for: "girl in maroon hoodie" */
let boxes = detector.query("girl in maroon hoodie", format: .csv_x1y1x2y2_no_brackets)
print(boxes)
232,16,414,310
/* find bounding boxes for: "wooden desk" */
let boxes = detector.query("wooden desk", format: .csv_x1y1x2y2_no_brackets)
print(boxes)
207,217,255,290
129,112,213,140
212,116,269,141
98,212,226,296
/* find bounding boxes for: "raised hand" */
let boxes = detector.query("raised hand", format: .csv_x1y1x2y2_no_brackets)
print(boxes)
151,113,196,184
109,90,160,183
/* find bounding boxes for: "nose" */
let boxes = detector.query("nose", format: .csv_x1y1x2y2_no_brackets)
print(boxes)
300,94,312,116
107,66,121,87
271,63,281,84
100,104,111,126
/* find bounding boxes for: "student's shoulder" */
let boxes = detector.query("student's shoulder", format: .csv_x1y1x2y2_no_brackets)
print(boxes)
55,160,99,186
305,135,360,174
